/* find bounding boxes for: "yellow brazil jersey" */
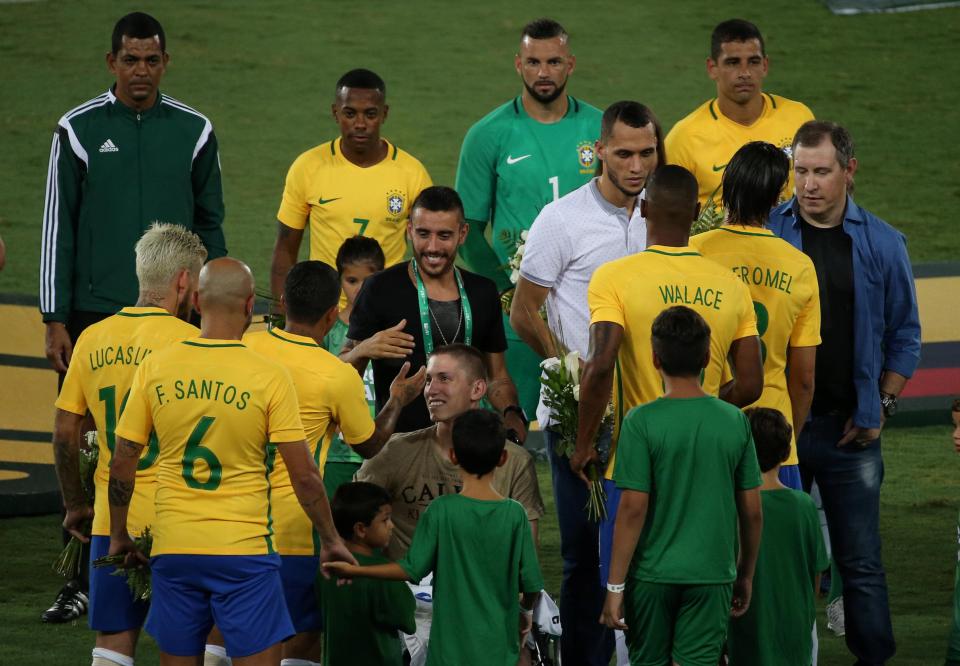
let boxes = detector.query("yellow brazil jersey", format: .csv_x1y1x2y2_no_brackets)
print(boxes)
664,94,814,208
243,328,375,555
276,137,432,269
588,246,758,478
114,338,306,556
691,225,821,464
54,307,198,537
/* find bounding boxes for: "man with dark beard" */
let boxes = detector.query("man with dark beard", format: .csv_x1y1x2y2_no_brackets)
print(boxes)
343,186,526,438
454,17,602,425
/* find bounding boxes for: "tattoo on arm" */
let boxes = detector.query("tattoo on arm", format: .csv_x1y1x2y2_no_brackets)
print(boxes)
53,436,85,509
108,477,135,507
115,439,144,459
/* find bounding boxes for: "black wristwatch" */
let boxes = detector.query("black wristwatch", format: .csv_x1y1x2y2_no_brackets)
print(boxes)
880,392,898,418
502,404,529,429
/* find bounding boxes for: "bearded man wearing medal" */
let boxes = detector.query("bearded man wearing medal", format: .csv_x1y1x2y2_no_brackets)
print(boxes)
343,186,528,440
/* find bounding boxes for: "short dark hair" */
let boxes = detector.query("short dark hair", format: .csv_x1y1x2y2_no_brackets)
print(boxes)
521,18,568,41
952,397,960,413
429,343,488,382
746,407,793,473
112,12,165,55
651,306,711,377
722,142,789,225
411,186,465,225
335,68,386,97
283,260,340,325
644,165,699,229
335,236,385,274
600,101,666,167
711,19,765,61
452,409,506,478
331,482,392,541
792,120,856,169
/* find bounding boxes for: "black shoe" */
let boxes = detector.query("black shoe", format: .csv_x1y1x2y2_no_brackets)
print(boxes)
40,581,88,623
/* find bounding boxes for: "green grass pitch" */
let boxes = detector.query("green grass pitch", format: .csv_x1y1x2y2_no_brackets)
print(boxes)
1,1,958,664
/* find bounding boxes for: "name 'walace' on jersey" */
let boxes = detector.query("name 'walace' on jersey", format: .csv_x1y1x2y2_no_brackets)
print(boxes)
154,377,251,411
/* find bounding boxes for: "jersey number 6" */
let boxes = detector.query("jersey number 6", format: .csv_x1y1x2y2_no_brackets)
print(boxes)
181,416,222,491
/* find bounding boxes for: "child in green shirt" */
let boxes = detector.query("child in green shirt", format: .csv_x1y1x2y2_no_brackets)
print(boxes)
321,236,384,496
600,305,764,665
324,409,543,666
317,481,416,666
727,407,828,666
945,398,960,665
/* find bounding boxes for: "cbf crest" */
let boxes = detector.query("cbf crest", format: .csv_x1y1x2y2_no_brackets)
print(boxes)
577,141,597,174
386,190,405,217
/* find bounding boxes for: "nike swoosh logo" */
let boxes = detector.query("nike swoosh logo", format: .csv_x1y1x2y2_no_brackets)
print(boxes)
317,197,341,204
711,164,727,172
506,155,532,165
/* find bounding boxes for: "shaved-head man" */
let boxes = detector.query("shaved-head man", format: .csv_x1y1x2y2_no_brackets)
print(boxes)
573,165,762,601
108,256,355,665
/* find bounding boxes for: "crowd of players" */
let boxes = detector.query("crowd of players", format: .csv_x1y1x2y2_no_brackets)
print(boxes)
38,9,951,666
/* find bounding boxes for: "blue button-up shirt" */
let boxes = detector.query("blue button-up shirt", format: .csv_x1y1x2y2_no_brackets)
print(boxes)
768,195,921,428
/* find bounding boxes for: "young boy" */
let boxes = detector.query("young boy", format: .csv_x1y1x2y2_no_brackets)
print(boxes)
324,409,543,666
600,305,763,665
322,236,385,496
317,482,416,666
727,407,828,666
945,398,960,665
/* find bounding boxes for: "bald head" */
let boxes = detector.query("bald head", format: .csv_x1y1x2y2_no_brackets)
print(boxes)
198,257,255,313
642,165,700,230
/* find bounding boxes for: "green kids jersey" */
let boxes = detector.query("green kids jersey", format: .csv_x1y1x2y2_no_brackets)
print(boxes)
613,396,762,584
398,494,543,666
727,488,828,666
455,96,603,292
322,318,374,464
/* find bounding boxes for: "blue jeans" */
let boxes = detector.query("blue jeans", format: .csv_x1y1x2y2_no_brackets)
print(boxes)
545,430,615,666
797,414,895,665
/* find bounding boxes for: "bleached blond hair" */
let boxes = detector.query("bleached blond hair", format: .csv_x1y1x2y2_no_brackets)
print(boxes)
134,222,207,297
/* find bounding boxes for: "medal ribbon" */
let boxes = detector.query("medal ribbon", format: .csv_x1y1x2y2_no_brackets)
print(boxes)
412,259,472,354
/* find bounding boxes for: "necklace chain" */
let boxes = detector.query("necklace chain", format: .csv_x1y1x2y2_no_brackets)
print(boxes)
428,299,463,346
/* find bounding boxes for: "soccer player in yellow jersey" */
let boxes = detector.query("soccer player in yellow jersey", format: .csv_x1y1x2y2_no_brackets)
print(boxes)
664,19,814,210
571,165,763,588
243,260,425,663
270,68,432,304
691,142,820,489
109,258,353,666
53,223,205,666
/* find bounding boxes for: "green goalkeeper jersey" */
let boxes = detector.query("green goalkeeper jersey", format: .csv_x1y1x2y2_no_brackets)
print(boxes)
455,95,602,291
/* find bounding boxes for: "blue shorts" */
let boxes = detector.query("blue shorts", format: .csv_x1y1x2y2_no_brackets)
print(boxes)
89,535,149,632
599,478,622,588
146,554,294,658
779,464,802,490
280,555,321,633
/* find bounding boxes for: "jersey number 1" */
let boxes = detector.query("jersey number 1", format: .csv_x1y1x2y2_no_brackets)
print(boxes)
548,176,559,202
98,385,159,470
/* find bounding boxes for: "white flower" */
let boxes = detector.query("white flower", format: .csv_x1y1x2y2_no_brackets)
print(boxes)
540,357,561,372
573,385,581,402
520,230,529,241
605,402,614,418
510,268,520,284
564,350,581,384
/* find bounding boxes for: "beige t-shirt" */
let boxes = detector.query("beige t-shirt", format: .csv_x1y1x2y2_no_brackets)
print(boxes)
355,425,546,559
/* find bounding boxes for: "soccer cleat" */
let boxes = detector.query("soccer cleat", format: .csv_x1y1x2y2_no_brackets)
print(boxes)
40,581,89,623
825,596,845,637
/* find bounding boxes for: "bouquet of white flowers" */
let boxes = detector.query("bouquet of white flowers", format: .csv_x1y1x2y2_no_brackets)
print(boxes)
540,350,613,522
500,230,529,315
93,527,153,601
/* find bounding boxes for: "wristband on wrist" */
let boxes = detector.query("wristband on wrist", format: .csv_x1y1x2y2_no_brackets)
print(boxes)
606,581,625,593
503,404,529,428
520,607,534,617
